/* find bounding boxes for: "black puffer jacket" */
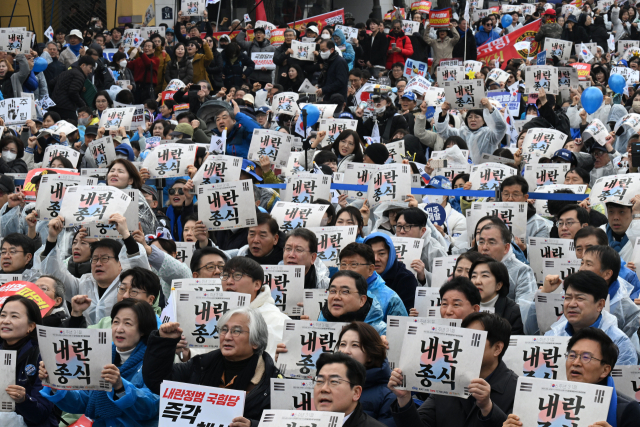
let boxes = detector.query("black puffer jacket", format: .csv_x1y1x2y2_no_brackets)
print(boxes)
359,107,409,143
49,64,87,112
164,57,193,85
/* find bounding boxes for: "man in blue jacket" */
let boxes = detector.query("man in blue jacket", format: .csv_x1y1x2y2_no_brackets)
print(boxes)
211,100,262,158
363,232,418,313
317,40,349,101
475,16,501,47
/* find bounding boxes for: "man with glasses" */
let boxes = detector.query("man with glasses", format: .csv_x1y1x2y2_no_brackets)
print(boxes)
0,234,36,277
190,247,228,279
556,204,589,240
314,351,387,427
39,214,151,325
504,327,640,427
475,16,501,46
589,141,620,186
282,228,330,289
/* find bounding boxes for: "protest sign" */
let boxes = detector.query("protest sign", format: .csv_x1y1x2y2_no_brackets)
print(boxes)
521,128,568,165
437,66,465,84
0,350,16,411
384,140,406,164
282,173,331,204
0,28,33,54
503,336,569,380
87,137,116,168
611,366,640,403
175,291,250,348
270,378,315,410
487,68,510,84
181,0,205,16
466,202,528,245
557,67,579,89
160,380,245,427
390,237,424,277
570,62,591,80
142,143,197,178
405,75,431,95
525,66,560,94
122,29,142,48
197,180,257,231
300,103,337,120
335,25,358,41
143,3,155,26
611,66,640,85
535,292,565,334
98,107,136,131
35,175,97,221
423,87,446,107
590,174,640,206
544,38,572,61
165,79,186,92
401,20,420,36
84,188,138,239
287,9,345,32
37,326,112,390
270,202,328,232
58,185,131,227
397,323,486,396
486,91,521,117
478,153,516,166
0,97,32,125
263,265,304,316
277,320,345,378
469,162,517,190
615,113,640,135
524,163,571,192
618,39,640,56
403,58,430,79
343,163,377,200
431,256,458,288
0,281,53,317
22,168,78,202
308,226,357,268
175,242,196,270
247,129,293,168
432,164,471,181
192,155,242,188
477,20,542,68
414,287,443,318
464,60,483,77
258,410,343,427
42,145,80,168
411,0,432,12
429,7,451,27
443,79,485,109
534,184,587,218
303,289,328,321
386,316,461,370
291,40,316,61
367,163,412,206
140,26,165,39
527,238,576,284
582,119,610,146
512,377,612,427
542,258,581,283
318,118,357,147
251,52,275,70
172,278,222,292
472,9,491,22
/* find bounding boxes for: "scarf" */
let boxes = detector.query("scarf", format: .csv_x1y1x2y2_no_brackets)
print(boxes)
605,376,618,427
85,341,146,421
321,297,373,323
66,43,82,57
201,349,260,391
606,225,629,253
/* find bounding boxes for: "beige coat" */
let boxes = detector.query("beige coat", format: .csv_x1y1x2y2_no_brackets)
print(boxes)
424,28,460,73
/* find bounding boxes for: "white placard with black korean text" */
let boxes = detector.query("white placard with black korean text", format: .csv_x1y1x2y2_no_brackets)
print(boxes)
590,174,640,207
159,380,245,427
414,287,443,318
542,258,581,283
271,92,299,115
582,119,610,146
87,136,117,168
98,107,136,131
544,38,573,61
303,289,329,321
171,278,222,292
384,139,406,164
247,129,293,168
317,118,357,147
84,189,138,239
181,0,206,16
59,185,131,227
258,410,343,427
140,26,165,39
263,265,305,316
277,320,345,379
43,145,80,168
502,336,569,380
0,350,16,411
479,153,516,166
281,173,332,204
0,29,33,54
142,143,197,179
122,29,142,48
431,255,458,288
534,184,588,218
528,238,576,284
611,366,640,403
386,316,461,370
251,52,276,70
512,377,612,427
557,67,580,90
37,326,112,391
35,175,97,221
390,236,424,277
192,155,242,189
270,378,316,410
525,66,560,95
618,39,640,55
309,226,358,268
343,163,378,200
175,242,196,270
535,292,566,334
367,163,412,207
469,162,517,190
524,163,571,191
270,202,328,233
443,79,485,109
466,202,528,246
433,164,471,182
396,323,486,397
406,76,431,95
487,68,510,84
423,87,446,107
520,128,568,165
0,97,32,125
291,40,316,61
175,291,250,349
437,66,465,84
197,180,257,231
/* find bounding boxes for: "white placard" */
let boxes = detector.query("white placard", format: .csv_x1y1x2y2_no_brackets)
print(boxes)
42,145,80,168
122,29,142,48
59,185,131,227
251,52,276,70
303,289,328,321
98,107,136,131
542,258,581,282
197,180,257,231
192,155,243,188
309,226,357,268
264,265,305,316
433,164,471,181
271,92,300,114
521,128,568,165
0,97,32,124
175,242,196,269
87,136,117,168
258,410,343,427
437,66,465,84
140,26,165,39
525,66,560,95
466,202,528,245
181,0,206,16
35,175,97,221
544,38,573,61
524,163,571,193
431,255,458,288
469,162,517,190
37,326,112,390
581,119,610,146
384,139,406,164
534,184,587,218
590,174,640,207
423,86,446,106
487,68,510,84
414,287,442,318
390,236,424,277
503,336,569,380
343,163,378,200
535,292,565,334
281,173,332,203
247,129,293,168
270,202,328,232
611,366,640,403
291,40,316,61
171,278,222,291
83,188,138,238
367,163,412,206
401,20,420,36
528,238,576,284
0,350,16,411
317,118,358,147
443,79,486,109
142,143,197,179
270,378,316,410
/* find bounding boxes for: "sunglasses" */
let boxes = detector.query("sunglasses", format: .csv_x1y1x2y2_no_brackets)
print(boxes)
169,188,184,195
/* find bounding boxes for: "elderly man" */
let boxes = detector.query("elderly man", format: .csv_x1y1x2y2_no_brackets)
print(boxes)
282,228,330,289
59,29,85,68
212,102,262,158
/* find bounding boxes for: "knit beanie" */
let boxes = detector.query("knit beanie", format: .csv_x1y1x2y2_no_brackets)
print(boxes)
364,143,390,165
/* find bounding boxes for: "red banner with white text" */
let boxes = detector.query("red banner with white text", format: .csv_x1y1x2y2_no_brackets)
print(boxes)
287,9,345,32
477,19,542,69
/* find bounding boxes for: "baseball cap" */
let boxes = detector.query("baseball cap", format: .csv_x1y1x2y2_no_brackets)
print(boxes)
427,175,452,190
241,159,263,182
0,175,15,193
85,125,99,136
140,184,159,201
551,148,575,163
339,111,354,119
166,28,174,34
401,91,416,101
256,106,271,115
115,143,135,161
590,144,608,153
243,94,255,104
170,123,194,137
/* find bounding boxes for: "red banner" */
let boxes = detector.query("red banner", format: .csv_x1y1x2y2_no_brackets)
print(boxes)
571,63,591,80
0,281,56,317
489,6,500,13
411,1,432,13
477,19,542,69
287,9,345,32
161,91,176,104
429,8,451,28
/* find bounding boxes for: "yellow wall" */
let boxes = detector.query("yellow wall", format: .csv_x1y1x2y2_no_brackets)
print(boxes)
5,0,43,34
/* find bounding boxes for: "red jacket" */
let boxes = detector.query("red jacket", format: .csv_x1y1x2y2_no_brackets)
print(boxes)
127,52,160,85
385,33,413,69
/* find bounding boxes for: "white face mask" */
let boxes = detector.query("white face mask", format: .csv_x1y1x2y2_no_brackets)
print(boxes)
2,151,16,162
526,114,537,120
425,195,445,205
119,60,127,68
321,33,330,39
320,50,331,60
374,106,385,114
78,117,90,126
384,28,390,34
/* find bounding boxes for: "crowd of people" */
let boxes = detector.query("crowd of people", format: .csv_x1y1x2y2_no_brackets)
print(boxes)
1,0,640,426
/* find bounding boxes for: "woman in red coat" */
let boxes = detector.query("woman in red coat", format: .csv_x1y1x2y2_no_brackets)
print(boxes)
127,39,160,103
386,20,414,69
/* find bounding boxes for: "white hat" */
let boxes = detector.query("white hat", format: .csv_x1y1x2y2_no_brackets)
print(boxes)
65,29,83,42
307,25,319,35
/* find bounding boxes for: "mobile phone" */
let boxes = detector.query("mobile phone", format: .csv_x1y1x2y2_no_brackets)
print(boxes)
631,142,640,167
392,43,397,49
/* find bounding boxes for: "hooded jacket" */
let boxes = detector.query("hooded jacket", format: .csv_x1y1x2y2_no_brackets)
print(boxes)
385,31,413,70
361,361,397,427
1,54,30,100
364,232,419,313
609,104,635,153
333,29,356,70
318,294,388,335
365,271,408,319
236,30,276,83
474,26,502,46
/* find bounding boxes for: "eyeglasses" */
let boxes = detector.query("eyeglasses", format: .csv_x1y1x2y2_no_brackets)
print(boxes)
117,287,146,297
219,326,249,337
501,192,524,200
593,150,607,157
394,224,418,233
1,249,24,256
195,263,225,273
313,376,353,387
557,220,579,228
91,255,117,263
565,351,603,364
328,288,356,296
221,272,249,282
284,246,310,254
168,188,185,195
338,262,371,269
477,239,502,247
485,23,493,27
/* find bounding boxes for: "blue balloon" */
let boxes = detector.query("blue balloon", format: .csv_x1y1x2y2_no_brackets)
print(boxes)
501,15,513,28
33,57,48,73
581,87,603,115
302,104,320,127
608,74,626,95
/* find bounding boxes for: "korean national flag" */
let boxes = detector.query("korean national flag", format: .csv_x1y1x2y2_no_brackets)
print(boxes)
580,43,594,63
44,26,54,41
209,129,226,154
